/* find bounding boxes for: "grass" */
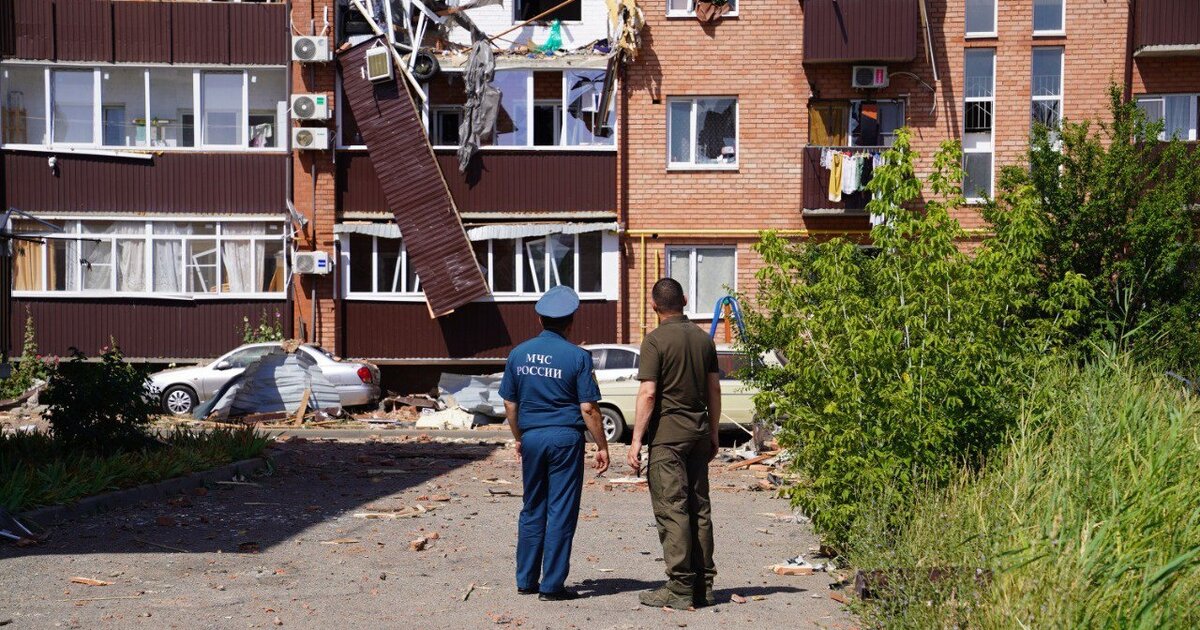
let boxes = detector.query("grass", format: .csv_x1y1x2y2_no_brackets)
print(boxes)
0,427,271,513
846,358,1200,629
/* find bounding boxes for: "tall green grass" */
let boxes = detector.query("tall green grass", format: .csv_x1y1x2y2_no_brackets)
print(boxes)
0,427,271,513
848,358,1200,628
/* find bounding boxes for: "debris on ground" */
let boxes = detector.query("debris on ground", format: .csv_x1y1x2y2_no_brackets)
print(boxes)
770,553,835,576
69,577,112,587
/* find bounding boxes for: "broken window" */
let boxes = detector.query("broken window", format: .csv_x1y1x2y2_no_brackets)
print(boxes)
1031,47,1063,130
12,219,285,296
963,48,995,201
1,65,47,145
514,0,582,22
666,246,737,317
666,0,738,17
667,97,737,168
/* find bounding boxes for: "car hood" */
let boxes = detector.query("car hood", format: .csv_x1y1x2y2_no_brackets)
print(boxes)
149,364,207,382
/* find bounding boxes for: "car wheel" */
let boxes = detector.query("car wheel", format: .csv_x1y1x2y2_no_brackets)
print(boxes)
162,385,198,416
599,406,627,443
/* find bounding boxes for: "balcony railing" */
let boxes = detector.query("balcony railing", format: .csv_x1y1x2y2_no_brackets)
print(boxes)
1135,0,1200,56
802,0,920,64
802,145,889,213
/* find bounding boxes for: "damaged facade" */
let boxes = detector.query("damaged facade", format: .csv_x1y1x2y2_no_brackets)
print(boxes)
1,0,1198,381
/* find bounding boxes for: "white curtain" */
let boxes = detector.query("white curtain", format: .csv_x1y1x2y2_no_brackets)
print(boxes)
153,222,192,292
222,223,266,293
115,222,147,291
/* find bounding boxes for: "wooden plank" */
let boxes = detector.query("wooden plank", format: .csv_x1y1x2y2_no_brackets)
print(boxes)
292,388,311,425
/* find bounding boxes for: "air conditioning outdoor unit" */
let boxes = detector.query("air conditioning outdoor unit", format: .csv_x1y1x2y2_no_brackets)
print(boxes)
292,127,329,150
292,36,332,63
293,251,332,275
852,65,889,89
291,94,330,120
365,46,394,83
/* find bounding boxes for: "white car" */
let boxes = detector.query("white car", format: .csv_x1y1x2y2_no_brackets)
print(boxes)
582,343,642,382
150,343,381,416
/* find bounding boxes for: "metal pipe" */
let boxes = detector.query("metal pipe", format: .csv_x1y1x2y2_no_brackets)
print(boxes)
638,233,646,341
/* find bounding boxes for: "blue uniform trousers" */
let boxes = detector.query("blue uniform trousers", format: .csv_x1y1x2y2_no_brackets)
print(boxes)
516,426,585,594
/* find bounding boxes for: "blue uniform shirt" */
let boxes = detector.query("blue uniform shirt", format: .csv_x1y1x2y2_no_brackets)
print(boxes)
499,330,601,432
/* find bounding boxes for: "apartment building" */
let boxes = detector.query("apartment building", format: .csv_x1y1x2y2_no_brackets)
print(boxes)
2,0,1196,379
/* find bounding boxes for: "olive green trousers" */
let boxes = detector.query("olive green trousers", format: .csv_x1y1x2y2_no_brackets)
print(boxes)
646,438,717,595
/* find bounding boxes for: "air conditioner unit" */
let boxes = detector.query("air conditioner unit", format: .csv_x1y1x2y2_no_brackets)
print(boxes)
365,46,394,83
292,127,329,150
852,65,889,89
291,94,330,120
293,251,332,275
292,36,332,63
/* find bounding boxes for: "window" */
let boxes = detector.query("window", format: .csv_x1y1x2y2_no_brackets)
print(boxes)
11,219,286,296
1033,0,1065,34
425,69,615,149
965,0,996,36
667,0,737,17
1031,47,1063,130
667,97,737,168
1137,95,1198,141
604,348,638,370
342,229,612,298
666,246,736,317
963,48,995,201
514,0,581,22
809,100,905,147
1,64,286,151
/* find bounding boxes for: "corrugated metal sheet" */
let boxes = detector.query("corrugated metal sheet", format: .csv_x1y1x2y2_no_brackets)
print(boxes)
11,298,286,360
13,0,53,60
172,1,229,65
55,0,113,62
802,0,920,64
1135,0,1200,51
0,0,16,58
338,40,491,318
344,301,617,360
113,1,171,64
801,146,871,211
0,254,11,358
229,2,287,65
338,151,617,214
4,152,287,214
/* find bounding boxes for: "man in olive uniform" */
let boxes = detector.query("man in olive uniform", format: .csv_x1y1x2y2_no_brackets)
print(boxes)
628,278,721,609
500,285,610,601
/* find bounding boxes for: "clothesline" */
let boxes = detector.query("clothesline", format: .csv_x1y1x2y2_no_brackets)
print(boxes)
819,147,887,227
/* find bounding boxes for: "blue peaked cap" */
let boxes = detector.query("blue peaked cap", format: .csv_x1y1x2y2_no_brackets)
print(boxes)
535,285,580,318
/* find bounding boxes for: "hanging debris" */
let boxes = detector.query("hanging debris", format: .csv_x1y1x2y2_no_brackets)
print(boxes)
457,39,500,172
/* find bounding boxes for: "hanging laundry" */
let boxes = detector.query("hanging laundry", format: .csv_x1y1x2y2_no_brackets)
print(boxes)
841,153,859,195
828,152,844,203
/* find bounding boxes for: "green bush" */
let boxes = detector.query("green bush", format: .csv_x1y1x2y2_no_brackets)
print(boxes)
847,358,1200,628
740,129,1090,548
42,344,159,454
0,314,53,400
241,309,286,344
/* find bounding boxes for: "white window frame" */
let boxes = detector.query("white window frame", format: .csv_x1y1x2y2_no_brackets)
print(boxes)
1136,94,1198,141
10,215,288,300
965,0,998,38
512,0,585,24
666,0,738,18
963,48,995,204
1032,0,1066,37
1031,47,1064,131
335,69,367,150
423,69,617,152
340,230,618,302
664,245,738,319
0,61,287,153
665,96,739,171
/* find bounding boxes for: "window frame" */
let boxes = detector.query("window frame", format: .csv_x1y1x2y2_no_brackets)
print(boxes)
339,230,618,302
664,245,738,319
512,0,584,24
666,0,739,19
0,61,288,153
965,0,998,38
1031,46,1064,131
963,47,996,203
9,215,288,299
1032,0,1066,37
1136,94,1199,141
665,96,739,171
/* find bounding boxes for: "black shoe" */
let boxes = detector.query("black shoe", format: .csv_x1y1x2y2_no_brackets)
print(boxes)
538,589,581,601
517,586,539,595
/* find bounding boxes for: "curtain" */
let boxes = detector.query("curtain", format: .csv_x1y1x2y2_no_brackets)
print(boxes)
153,222,192,292
115,222,147,292
81,224,115,291
13,241,43,290
222,223,266,293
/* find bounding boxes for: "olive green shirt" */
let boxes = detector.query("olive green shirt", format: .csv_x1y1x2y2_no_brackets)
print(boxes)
637,315,719,444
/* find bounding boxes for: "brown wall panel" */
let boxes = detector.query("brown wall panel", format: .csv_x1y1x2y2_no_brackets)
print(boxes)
55,0,113,62
338,151,617,215
802,0,920,64
13,0,53,60
229,3,287,65
1136,0,1200,50
113,1,171,64
3,152,288,214
0,0,16,58
172,2,229,65
343,300,617,360
801,146,870,211
12,298,286,360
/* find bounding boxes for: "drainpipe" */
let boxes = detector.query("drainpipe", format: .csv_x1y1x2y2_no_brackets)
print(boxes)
638,233,646,341
285,0,296,341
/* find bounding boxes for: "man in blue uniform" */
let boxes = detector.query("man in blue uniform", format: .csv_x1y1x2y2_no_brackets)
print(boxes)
500,286,610,601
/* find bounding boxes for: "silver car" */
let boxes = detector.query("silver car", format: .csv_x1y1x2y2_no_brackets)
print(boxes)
150,343,381,416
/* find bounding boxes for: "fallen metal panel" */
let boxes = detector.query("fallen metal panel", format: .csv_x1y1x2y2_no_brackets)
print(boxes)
338,40,490,317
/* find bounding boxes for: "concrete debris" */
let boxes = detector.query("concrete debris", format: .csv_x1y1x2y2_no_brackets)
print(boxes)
69,577,112,587
415,407,476,430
